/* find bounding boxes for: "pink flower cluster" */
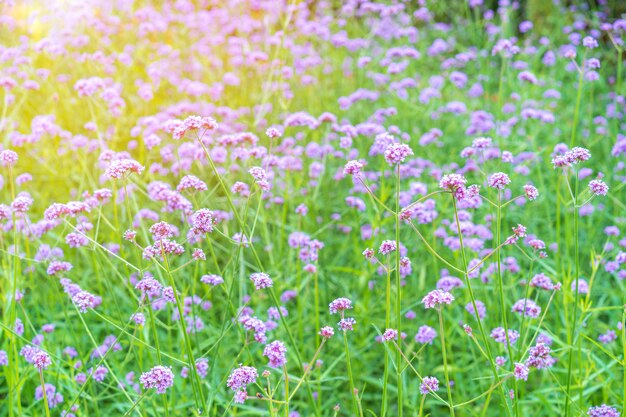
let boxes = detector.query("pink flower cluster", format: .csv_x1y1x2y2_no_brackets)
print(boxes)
329,297,352,314
105,159,144,180
384,143,413,165
139,365,174,394
552,146,591,168
419,376,439,395
169,116,218,140
263,340,287,368
344,160,364,176
250,272,273,290
227,365,258,404
421,289,455,309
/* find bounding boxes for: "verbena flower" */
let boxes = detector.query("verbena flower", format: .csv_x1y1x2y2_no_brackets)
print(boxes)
419,376,439,395
422,289,454,309
140,365,174,394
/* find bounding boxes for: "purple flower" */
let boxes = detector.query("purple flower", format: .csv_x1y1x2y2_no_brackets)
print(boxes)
488,172,511,190
32,350,51,370
73,291,96,313
419,376,439,395
250,272,273,290
190,209,215,234
35,383,63,408
0,149,18,166
587,405,620,417
344,160,364,176
422,289,454,309
582,36,598,49
227,365,257,404
338,317,356,331
319,326,335,338
513,363,529,381
201,274,224,286
490,327,520,346
384,143,413,165
511,298,541,318
589,179,609,196
263,341,287,368
598,330,617,344
526,343,555,369
465,300,486,319
523,184,539,200
415,325,437,344
378,240,397,255
329,298,352,314
140,365,174,394
382,329,398,341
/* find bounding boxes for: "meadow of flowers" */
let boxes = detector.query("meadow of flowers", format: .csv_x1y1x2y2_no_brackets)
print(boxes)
0,0,625,416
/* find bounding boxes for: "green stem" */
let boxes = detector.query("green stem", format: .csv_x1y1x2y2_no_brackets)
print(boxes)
161,253,207,413
343,330,362,417
495,192,518,416
382,267,391,417
438,309,455,417
395,164,403,417
564,168,580,417
39,370,52,417
452,197,512,417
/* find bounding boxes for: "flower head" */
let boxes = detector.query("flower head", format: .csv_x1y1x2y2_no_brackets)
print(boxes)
33,350,51,370
140,365,175,394
589,179,609,196
513,363,529,381
587,405,620,417
263,341,287,368
319,326,335,338
338,317,356,331
250,272,273,290
0,149,18,166
382,328,398,341
488,172,511,190
344,160,364,176
105,159,144,180
384,143,413,165
329,298,352,314
419,376,439,395
523,184,539,200
422,289,455,309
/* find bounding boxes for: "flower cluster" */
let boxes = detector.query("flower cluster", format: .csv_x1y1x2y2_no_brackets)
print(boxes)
140,366,175,394
422,289,455,309
227,365,258,404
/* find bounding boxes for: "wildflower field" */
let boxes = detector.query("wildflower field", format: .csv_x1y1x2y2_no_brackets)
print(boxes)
0,0,625,416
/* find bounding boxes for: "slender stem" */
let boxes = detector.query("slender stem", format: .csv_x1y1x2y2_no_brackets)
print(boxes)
161,253,206,412
283,365,290,417
452,197,512,417
453,376,512,408
395,164,403,417
392,341,449,406
564,168,580,417
382,267,391,416
357,176,394,214
122,392,148,417
569,54,586,148
288,339,326,401
495,192,518,416
407,221,464,274
438,309,455,417
343,330,361,417
39,370,52,417
197,137,318,414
